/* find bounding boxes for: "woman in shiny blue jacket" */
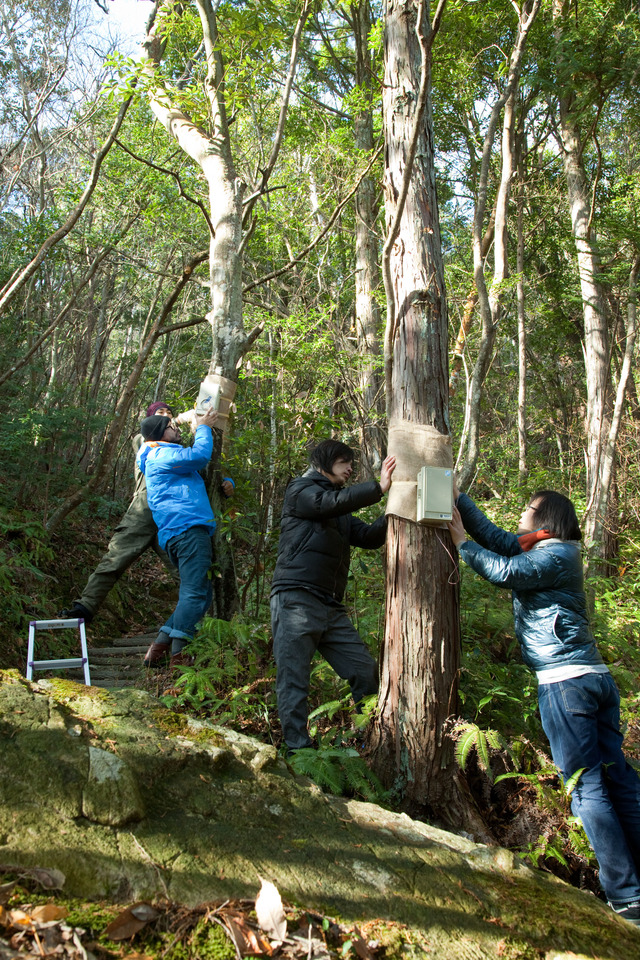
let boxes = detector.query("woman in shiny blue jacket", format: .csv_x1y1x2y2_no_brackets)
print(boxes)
449,489,640,926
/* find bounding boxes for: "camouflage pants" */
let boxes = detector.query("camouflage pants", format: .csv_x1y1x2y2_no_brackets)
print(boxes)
78,488,173,615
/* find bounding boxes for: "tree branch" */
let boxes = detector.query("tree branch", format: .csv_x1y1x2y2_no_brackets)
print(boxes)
114,137,215,236
45,248,209,533
0,213,140,389
243,143,383,294
0,83,138,315
242,0,313,226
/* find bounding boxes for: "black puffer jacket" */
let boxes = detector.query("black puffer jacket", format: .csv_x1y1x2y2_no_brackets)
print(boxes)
271,469,387,602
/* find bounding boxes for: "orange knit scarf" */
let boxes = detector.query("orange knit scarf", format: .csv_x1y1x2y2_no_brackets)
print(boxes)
517,529,553,552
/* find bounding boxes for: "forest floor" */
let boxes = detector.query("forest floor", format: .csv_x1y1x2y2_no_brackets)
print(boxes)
0,866,415,960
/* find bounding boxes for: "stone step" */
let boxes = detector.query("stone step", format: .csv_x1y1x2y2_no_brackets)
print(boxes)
110,634,157,647
90,675,145,689
87,658,146,671
40,633,169,690
90,647,150,659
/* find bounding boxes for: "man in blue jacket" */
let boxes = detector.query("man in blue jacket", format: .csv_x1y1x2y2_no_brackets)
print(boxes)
448,487,640,926
59,401,177,623
137,406,220,668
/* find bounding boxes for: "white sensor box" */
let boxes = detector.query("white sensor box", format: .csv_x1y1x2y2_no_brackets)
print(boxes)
417,466,453,524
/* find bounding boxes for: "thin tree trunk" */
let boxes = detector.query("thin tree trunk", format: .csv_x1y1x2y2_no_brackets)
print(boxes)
353,0,385,477
516,116,527,481
448,215,494,396
593,255,640,550
457,0,540,489
553,0,611,562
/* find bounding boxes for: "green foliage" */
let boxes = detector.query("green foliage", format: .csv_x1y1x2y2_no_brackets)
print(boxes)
161,617,275,729
450,720,510,782
0,506,55,647
286,693,387,803
457,567,541,740
164,918,237,960
287,743,387,804
518,812,598,875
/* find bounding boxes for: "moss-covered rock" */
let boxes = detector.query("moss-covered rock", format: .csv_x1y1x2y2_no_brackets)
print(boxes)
0,670,638,959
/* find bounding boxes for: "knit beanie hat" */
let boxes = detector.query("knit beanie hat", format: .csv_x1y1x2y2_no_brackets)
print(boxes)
146,400,175,417
140,415,171,441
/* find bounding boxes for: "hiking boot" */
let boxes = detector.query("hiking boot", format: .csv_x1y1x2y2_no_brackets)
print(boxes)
58,602,93,624
143,639,171,668
609,901,640,926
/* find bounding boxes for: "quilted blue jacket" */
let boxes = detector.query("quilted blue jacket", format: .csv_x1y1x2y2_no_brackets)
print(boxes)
457,493,603,672
136,425,215,549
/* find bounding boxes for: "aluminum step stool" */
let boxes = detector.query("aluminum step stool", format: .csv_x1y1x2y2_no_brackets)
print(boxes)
26,619,91,685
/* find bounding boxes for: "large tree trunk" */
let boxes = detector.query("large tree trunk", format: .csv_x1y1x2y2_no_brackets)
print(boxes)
143,1,247,381
140,0,310,616
369,0,465,824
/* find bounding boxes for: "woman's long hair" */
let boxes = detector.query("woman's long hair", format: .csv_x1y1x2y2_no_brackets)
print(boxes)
530,490,582,541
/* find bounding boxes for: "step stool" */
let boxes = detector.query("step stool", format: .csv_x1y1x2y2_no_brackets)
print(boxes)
26,619,91,685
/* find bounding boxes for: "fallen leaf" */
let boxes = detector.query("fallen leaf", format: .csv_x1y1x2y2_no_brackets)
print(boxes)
288,929,332,960
104,902,158,941
130,903,159,923
223,914,272,956
6,909,32,928
353,937,377,960
255,878,287,943
30,904,68,923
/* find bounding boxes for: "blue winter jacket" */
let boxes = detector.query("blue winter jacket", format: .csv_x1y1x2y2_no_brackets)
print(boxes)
457,493,603,673
136,425,215,549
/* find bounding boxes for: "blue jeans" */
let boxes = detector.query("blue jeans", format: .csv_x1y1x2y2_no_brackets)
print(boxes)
160,526,213,654
271,589,378,750
538,672,640,905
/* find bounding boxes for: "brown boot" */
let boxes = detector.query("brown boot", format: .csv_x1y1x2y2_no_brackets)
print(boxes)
143,639,170,668
170,651,195,669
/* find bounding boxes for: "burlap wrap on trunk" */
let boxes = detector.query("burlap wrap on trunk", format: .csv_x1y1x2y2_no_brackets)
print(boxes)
385,419,453,521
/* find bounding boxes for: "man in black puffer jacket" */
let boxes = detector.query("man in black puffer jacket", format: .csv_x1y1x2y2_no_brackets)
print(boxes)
271,439,396,752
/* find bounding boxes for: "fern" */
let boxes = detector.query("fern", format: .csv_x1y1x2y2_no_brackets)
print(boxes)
288,745,388,803
521,834,568,870
563,767,586,796
289,747,346,795
450,720,508,782
308,699,345,724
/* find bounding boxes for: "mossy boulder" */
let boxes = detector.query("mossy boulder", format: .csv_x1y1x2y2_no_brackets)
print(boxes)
0,670,638,959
